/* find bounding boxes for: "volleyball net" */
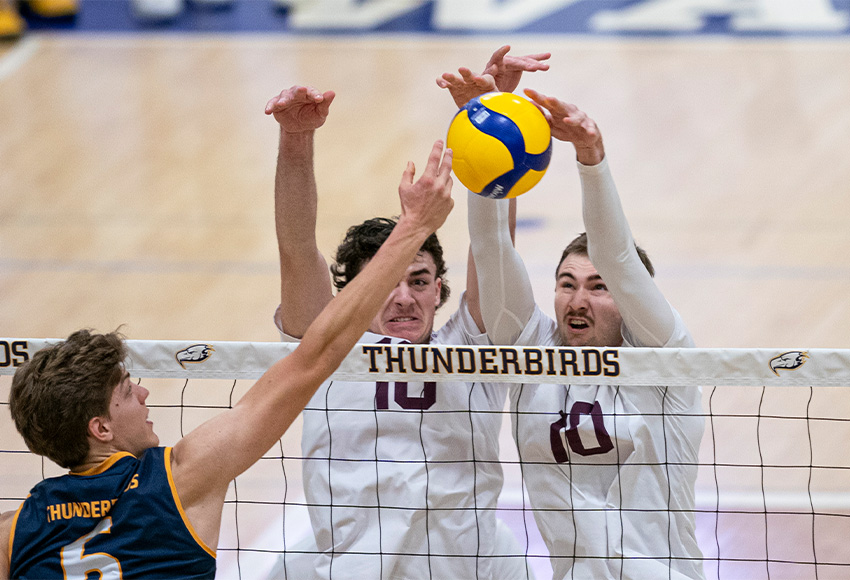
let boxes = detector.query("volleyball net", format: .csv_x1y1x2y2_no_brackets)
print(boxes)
2,338,849,579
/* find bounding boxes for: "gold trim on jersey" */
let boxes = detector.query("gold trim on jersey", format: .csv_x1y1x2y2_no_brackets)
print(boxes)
163,447,216,558
70,452,136,476
8,498,26,566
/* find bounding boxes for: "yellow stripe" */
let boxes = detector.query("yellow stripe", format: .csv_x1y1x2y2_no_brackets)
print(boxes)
70,452,135,476
163,447,216,558
8,498,26,566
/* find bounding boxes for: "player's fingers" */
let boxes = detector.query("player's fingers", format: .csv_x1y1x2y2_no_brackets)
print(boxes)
423,140,445,176
265,87,296,112
526,52,552,63
523,87,544,104
401,161,415,186
437,73,462,89
507,53,550,71
527,89,575,119
316,91,336,115
436,148,453,183
264,96,279,114
580,118,599,138
487,45,511,66
292,86,310,100
521,88,551,117
476,73,496,88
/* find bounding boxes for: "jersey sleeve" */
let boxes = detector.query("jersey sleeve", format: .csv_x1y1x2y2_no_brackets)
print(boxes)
467,192,537,346
439,292,493,346
275,305,301,343
513,304,560,348
579,158,689,348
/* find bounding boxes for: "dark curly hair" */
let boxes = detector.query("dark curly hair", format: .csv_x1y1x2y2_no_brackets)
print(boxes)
331,217,450,308
10,329,127,469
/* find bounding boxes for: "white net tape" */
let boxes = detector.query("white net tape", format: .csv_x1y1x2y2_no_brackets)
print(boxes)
2,339,849,580
2,338,846,386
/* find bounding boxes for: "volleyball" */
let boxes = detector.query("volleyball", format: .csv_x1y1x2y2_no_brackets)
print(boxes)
447,92,552,199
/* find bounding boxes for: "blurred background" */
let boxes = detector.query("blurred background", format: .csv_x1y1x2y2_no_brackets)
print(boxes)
2,0,850,347
2,2,850,578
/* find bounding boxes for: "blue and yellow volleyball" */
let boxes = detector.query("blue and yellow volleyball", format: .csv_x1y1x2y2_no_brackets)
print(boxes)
447,92,552,199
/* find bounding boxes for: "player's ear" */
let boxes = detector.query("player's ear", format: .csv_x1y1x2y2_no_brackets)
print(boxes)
88,415,114,444
434,277,442,307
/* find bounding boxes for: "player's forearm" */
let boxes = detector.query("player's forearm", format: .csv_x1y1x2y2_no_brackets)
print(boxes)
275,129,320,255
187,218,437,488
303,217,434,361
275,128,333,336
464,198,518,333
468,193,535,345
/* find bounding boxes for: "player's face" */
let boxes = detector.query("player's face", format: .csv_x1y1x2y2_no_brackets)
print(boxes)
106,373,159,456
554,254,623,348
369,251,442,344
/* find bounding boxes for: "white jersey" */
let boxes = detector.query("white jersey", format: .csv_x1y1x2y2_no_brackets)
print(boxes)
279,296,511,580
467,157,706,580
512,306,704,580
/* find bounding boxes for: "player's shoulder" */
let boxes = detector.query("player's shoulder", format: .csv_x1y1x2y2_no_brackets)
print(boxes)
0,509,14,530
0,508,16,555
511,305,558,347
663,308,694,348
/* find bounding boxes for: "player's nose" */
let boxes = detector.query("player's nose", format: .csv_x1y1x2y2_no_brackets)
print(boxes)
392,283,415,306
568,286,590,308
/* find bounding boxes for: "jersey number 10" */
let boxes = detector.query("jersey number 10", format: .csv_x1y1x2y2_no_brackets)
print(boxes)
375,381,437,410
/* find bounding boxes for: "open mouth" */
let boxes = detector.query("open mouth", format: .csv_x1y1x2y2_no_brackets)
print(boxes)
568,319,590,330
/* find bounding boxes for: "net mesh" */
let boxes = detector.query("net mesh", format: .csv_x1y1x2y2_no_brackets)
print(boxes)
2,338,849,579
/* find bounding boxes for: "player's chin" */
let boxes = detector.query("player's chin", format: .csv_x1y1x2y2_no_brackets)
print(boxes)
147,426,160,447
384,320,428,343
561,329,593,348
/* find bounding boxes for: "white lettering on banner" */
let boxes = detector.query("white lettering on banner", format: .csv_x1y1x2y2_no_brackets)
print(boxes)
591,0,848,32
734,0,848,31
278,0,848,31
433,0,581,30
285,0,426,28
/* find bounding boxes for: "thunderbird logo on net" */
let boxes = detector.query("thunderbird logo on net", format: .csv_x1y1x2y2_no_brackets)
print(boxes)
769,351,809,376
176,344,215,369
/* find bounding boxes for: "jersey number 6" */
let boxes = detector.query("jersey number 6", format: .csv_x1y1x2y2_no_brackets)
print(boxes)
61,517,122,579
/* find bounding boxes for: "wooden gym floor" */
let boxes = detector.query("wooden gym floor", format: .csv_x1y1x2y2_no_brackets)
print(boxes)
2,35,849,348
2,33,850,579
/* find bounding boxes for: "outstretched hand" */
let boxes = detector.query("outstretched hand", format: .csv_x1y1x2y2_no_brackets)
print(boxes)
523,88,605,166
436,45,550,108
482,45,550,94
265,86,336,133
398,140,455,235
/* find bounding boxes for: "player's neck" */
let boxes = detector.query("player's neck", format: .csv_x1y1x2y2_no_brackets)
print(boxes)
71,443,137,474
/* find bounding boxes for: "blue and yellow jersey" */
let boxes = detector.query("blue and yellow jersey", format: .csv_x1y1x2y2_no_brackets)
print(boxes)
9,446,216,579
